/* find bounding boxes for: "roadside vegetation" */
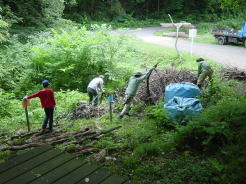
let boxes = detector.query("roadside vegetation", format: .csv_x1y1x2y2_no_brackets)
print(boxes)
0,0,246,184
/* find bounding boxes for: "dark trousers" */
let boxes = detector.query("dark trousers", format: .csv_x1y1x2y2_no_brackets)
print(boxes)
87,87,98,106
43,108,54,131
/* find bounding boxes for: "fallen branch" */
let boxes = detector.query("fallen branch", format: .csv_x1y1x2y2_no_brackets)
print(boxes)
0,143,41,151
65,126,122,145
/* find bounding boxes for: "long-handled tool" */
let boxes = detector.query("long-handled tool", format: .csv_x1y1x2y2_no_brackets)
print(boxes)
22,99,31,132
146,63,159,105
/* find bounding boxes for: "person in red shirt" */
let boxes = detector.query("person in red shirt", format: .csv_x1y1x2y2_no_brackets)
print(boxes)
23,80,56,133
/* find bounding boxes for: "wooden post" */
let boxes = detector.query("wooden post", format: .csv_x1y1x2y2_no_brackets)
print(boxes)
22,99,31,132
25,107,30,132
107,94,114,122
109,102,112,122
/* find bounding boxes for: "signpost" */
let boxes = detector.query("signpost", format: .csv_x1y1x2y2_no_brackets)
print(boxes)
107,94,114,122
22,99,31,132
189,29,197,57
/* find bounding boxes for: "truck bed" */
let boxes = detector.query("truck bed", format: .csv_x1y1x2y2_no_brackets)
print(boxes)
211,29,241,38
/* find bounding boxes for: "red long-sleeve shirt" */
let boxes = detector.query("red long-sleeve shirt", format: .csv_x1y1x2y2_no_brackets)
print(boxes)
28,89,56,108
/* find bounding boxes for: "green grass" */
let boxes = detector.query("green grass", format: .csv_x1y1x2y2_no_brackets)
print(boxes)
155,29,217,44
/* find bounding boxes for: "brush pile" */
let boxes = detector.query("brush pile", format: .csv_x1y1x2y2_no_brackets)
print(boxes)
1,126,121,156
71,102,106,119
135,68,197,104
221,68,246,82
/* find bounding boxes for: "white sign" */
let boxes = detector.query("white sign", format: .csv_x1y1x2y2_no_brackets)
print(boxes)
189,29,197,38
189,29,197,57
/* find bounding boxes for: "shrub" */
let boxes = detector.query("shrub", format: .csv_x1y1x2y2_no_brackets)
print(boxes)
200,79,243,107
122,156,141,170
173,100,246,183
134,142,163,158
147,103,176,130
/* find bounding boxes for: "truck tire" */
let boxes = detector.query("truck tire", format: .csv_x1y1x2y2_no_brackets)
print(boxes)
218,36,226,45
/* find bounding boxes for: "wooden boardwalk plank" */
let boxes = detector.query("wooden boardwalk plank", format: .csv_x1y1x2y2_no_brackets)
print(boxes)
0,146,133,184
30,158,87,184
53,163,100,184
77,168,111,184
100,175,127,184
6,153,73,184
0,148,62,184
0,145,52,174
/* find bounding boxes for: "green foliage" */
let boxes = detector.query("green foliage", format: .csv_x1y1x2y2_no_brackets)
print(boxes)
0,89,14,117
132,153,214,184
134,142,163,158
147,103,176,130
171,99,246,183
220,0,246,10
200,79,244,107
25,25,134,92
0,19,9,42
1,0,64,27
174,120,232,154
121,156,141,170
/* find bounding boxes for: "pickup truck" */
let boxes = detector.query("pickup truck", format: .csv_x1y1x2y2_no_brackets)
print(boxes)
211,20,246,47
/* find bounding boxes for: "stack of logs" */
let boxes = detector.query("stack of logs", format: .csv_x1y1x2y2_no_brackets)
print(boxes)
221,68,246,81
1,126,121,157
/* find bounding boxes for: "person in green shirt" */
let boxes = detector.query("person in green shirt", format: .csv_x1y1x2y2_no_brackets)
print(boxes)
196,58,213,88
118,64,157,119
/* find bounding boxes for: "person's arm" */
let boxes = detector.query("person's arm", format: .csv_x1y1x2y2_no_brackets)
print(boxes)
27,90,41,99
137,67,155,81
51,90,56,107
98,79,104,92
197,63,202,77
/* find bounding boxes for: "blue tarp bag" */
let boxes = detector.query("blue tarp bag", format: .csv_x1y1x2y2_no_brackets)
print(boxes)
164,97,203,121
164,82,200,103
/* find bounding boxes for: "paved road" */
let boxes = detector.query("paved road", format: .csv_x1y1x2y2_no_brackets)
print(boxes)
122,27,246,71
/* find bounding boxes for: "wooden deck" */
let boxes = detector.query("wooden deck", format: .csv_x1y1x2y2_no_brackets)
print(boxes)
0,145,133,184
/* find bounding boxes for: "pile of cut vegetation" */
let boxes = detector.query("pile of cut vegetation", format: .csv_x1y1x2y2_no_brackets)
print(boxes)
2,126,121,156
135,68,197,104
221,68,246,81
72,102,106,119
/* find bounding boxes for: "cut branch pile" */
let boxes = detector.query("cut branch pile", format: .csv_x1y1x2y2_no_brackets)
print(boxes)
221,68,246,81
71,102,106,119
135,68,197,104
1,126,121,156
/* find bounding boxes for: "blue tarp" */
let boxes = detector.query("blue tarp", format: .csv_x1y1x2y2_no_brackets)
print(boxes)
163,82,203,122
164,82,200,103
164,97,203,120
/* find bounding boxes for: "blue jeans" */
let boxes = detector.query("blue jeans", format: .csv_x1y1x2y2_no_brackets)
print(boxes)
43,108,54,131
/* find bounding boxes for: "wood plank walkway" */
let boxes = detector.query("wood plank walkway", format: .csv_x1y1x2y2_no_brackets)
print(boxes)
0,145,133,184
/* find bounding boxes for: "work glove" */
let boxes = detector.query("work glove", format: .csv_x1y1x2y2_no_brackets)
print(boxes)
23,96,28,101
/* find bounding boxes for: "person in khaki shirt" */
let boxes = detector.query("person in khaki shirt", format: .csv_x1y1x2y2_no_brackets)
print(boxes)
196,58,213,88
119,64,157,119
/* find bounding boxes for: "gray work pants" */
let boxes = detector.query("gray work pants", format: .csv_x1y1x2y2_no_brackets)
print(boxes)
87,87,98,106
